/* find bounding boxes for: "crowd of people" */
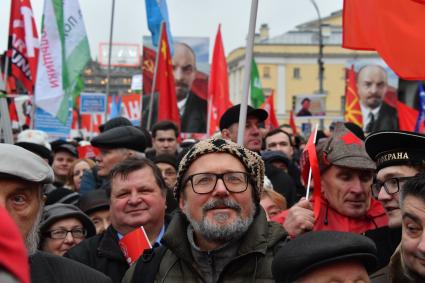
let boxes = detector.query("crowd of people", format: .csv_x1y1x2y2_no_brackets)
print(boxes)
1,102,425,283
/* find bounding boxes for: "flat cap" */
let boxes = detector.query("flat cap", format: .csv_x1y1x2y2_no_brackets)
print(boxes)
40,203,96,238
99,116,132,132
91,126,147,153
272,231,378,283
219,104,268,130
53,143,78,158
317,122,375,172
153,154,178,170
261,151,290,167
365,131,425,170
0,144,54,184
79,189,110,215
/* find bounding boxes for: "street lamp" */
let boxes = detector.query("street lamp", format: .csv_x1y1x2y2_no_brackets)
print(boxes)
310,0,324,94
309,0,325,130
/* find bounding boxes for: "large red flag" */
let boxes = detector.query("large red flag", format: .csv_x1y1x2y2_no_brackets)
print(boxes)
260,91,279,129
343,0,425,80
208,25,232,136
155,22,180,127
300,126,321,220
344,66,363,128
7,0,39,93
396,101,419,132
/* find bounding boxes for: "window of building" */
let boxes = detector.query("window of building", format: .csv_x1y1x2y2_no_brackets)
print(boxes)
263,66,271,79
293,67,301,79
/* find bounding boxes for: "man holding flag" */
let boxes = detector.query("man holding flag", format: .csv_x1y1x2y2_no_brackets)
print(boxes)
272,123,388,236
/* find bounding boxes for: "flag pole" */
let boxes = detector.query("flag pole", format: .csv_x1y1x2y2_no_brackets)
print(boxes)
105,0,116,123
0,58,13,144
305,124,319,200
146,21,164,130
237,0,258,146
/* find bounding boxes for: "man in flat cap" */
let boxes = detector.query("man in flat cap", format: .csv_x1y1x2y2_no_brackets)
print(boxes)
272,231,378,283
0,144,111,283
371,172,425,282
273,123,388,235
79,125,147,194
365,131,425,267
220,104,268,152
123,138,287,282
66,158,168,283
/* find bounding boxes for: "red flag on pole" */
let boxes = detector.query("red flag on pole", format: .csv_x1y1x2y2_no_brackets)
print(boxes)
343,0,425,80
208,25,232,136
260,91,279,129
7,0,39,93
289,110,297,136
344,66,363,128
396,101,419,132
300,126,321,219
155,22,180,127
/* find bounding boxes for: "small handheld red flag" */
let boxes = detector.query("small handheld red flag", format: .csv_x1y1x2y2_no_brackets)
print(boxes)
119,226,152,265
300,126,322,219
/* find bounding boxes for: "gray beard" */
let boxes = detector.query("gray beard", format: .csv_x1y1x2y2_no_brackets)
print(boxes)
25,207,42,256
183,198,256,243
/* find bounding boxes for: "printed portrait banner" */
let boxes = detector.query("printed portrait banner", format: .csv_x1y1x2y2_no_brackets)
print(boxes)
294,94,326,118
142,36,210,134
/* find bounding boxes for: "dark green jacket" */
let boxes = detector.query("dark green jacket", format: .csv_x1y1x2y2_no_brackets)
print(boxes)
123,209,287,283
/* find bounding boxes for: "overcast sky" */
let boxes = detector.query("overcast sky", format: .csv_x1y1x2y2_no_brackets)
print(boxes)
1,0,343,61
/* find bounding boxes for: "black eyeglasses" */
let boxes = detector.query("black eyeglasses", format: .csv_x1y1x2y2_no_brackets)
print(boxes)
185,172,250,194
46,228,87,239
371,176,412,199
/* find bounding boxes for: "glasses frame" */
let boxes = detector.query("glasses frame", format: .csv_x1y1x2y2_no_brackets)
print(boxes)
371,176,413,199
45,228,87,240
186,172,250,195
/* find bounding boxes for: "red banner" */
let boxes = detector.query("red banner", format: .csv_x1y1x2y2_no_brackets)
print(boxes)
344,66,363,128
7,0,39,93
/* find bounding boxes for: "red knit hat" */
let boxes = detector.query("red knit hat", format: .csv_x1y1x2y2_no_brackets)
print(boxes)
0,206,30,283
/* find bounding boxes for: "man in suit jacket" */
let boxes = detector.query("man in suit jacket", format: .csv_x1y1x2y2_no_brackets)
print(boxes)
0,144,111,283
357,64,399,133
142,42,207,133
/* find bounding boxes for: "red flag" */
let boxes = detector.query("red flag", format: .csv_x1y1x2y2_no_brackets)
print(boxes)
208,25,232,136
260,91,279,129
7,97,19,124
118,227,152,265
155,23,180,127
7,0,39,93
396,100,419,132
344,66,363,128
289,110,298,136
343,0,425,80
300,126,321,219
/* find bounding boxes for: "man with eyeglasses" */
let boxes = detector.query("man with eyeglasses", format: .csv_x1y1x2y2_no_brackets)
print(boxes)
0,144,111,283
371,172,425,282
365,131,425,268
123,138,288,282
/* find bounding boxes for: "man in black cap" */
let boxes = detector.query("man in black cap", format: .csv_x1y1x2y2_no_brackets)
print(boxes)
79,190,111,235
51,142,78,186
371,172,425,282
0,144,111,283
365,131,425,268
153,154,179,214
220,104,268,152
272,231,377,283
79,126,147,194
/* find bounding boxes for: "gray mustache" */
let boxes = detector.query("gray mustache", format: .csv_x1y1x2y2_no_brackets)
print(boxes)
203,198,242,213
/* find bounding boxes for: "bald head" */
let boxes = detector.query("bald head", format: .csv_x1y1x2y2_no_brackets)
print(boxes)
357,65,388,109
173,42,197,101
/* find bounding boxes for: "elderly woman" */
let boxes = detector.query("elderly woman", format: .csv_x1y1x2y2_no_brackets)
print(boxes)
66,158,96,192
39,203,95,256
260,188,287,221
